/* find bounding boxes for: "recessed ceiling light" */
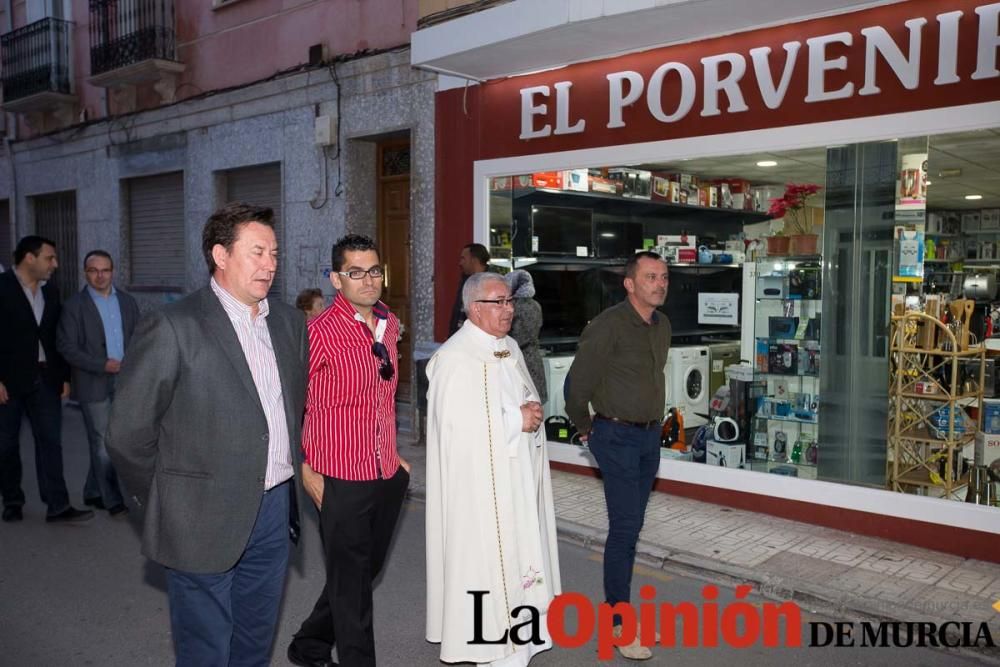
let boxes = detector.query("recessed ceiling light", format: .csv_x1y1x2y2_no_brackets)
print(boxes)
756,160,778,167
924,180,932,186
965,194,983,200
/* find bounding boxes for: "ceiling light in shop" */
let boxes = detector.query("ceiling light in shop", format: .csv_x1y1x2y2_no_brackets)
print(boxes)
600,232,616,238
938,168,963,178
965,194,983,200
756,160,778,167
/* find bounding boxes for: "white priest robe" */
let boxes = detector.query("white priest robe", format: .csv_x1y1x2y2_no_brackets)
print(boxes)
425,321,562,665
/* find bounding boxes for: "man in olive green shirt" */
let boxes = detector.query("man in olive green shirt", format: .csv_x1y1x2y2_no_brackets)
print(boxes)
565,251,670,660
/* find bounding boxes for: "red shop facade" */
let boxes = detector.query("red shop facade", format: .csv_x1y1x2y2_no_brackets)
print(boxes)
417,0,1000,559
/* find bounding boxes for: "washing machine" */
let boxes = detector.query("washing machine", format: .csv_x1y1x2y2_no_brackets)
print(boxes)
543,355,574,419
665,346,710,427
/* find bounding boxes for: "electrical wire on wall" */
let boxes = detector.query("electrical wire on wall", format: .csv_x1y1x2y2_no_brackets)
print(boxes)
310,59,344,209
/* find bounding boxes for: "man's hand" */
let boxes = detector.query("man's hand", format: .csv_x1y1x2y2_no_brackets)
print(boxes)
301,461,324,510
104,359,122,374
579,431,590,444
399,457,411,474
61,382,71,399
0,382,8,405
520,401,543,433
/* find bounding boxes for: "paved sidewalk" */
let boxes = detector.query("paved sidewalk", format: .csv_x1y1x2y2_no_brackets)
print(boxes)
398,439,1000,662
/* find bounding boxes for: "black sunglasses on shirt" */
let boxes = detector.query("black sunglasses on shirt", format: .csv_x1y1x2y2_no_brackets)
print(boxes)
371,342,395,381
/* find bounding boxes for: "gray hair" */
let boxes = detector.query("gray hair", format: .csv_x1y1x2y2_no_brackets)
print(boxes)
462,271,507,313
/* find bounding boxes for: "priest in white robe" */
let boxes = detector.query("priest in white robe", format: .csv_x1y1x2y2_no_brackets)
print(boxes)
426,271,562,665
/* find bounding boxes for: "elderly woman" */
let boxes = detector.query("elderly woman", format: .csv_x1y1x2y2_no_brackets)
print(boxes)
504,269,548,405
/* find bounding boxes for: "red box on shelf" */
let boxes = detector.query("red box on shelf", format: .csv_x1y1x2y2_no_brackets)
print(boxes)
531,171,563,189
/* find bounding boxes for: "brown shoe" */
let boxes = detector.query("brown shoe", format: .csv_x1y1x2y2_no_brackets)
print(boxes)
613,625,653,660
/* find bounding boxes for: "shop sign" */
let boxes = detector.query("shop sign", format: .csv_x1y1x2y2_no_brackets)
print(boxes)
520,2,999,139
474,0,1000,156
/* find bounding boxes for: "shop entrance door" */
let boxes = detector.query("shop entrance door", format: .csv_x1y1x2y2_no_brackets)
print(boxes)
377,139,412,396
819,142,896,486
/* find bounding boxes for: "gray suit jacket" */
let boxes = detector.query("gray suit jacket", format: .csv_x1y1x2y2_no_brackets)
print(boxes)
57,286,140,403
107,286,308,573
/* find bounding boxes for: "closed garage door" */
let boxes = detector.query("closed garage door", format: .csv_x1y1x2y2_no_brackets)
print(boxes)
225,163,283,300
128,172,185,289
34,191,78,299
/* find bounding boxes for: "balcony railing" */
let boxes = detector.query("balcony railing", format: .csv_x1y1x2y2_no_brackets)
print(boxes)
1,18,73,104
90,0,177,77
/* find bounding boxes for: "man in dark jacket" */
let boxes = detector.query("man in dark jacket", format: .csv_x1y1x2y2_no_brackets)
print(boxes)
448,243,490,335
57,250,140,516
0,236,93,523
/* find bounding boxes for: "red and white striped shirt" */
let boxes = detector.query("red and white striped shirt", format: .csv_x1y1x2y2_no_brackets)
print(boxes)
301,292,400,481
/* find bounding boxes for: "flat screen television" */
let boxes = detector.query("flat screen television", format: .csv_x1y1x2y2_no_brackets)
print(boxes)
531,205,593,256
594,220,644,258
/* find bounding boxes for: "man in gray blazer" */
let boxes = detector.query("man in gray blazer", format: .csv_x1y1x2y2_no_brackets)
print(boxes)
107,203,308,667
57,250,140,516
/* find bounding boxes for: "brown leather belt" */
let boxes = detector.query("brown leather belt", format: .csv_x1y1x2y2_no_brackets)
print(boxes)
594,413,662,430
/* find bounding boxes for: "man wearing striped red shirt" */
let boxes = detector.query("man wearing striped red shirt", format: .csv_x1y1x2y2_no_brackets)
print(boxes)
288,234,410,667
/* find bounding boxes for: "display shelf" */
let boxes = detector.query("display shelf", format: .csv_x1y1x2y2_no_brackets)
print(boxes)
751,259,823,469
755,414,818,425
888,312,985,499
516,186,773,222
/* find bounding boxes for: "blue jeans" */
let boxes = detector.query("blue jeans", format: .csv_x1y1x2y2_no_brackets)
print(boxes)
0,381,70,516
587,418,661,616
80,397,124,508
166,481,290,667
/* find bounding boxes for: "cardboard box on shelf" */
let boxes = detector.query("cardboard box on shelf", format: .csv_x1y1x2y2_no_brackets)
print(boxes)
651,173,680,203
963,211,982,232
608,168,653,199
491,176,512,191
561,169,589,192
698,184,718,207
751,185,784,212
982,209,1000,230
589,175,620,194
717,182,733,208
531,171,563,189
978,433,1000,467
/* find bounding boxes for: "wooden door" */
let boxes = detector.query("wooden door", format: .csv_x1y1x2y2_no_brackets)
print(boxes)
377,140,411,395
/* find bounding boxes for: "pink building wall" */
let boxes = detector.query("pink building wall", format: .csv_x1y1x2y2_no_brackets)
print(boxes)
5,0,418,135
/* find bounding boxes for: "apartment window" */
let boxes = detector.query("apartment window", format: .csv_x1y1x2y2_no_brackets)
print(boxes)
128,172,184,289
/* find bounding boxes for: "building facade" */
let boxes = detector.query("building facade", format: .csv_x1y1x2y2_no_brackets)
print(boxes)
0,0,436,407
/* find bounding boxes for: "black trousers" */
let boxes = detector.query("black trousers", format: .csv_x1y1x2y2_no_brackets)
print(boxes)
292,467,409,666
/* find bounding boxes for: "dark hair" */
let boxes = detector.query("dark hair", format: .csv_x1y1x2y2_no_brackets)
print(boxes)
296,288,323,313
84,250,113,269
331,234,380,272
14,235,56,265
463,243,490,268
202,202,275,274
624,251,667,279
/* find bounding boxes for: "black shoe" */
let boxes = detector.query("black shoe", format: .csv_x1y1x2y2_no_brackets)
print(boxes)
107,504,129,517
2,506,23,522
84,496,105,510
46,507,95,524
287,641,337,667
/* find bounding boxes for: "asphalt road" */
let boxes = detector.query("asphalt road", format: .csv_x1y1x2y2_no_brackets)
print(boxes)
0,406,987,666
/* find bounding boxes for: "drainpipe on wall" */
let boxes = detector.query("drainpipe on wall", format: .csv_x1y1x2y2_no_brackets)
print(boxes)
3,0,18,244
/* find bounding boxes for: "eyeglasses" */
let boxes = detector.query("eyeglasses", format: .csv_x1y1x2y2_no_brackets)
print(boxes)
338,267,384,280
475,297,515,307
371,341,394,381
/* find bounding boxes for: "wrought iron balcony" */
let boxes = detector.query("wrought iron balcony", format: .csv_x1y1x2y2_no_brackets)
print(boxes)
1,18,74,108
89,0,183,89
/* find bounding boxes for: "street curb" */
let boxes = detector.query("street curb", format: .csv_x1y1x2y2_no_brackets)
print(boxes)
406,486,998,665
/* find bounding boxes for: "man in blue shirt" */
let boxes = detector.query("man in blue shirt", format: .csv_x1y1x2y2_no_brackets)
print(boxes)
57,250,140,516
